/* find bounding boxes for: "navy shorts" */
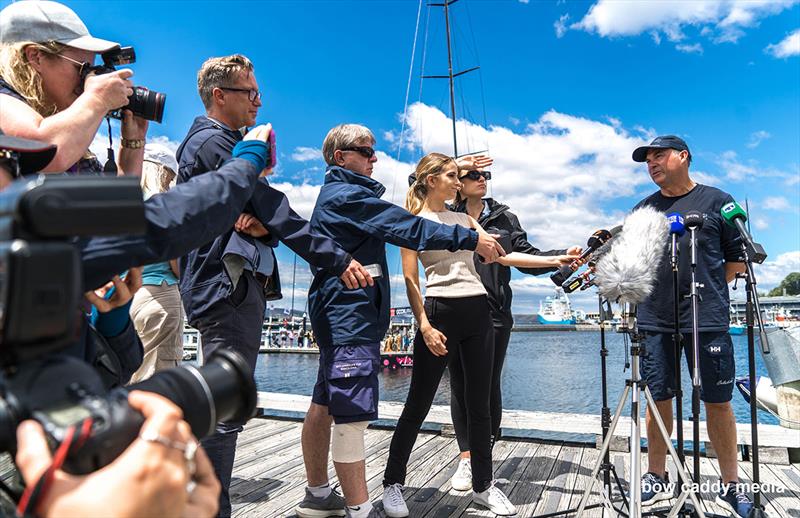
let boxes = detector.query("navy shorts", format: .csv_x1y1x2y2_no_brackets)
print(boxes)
311,343,380,424
640,331,735,403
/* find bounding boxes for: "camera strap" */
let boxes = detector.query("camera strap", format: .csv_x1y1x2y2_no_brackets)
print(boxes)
102,118,117,175
16,419,93,517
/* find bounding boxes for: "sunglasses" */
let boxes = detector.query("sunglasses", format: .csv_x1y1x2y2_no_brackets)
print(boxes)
459,170,491,181
340,146,376,159
220,87,262,103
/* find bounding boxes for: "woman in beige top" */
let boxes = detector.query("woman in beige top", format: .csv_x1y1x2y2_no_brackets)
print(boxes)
381,153,578,517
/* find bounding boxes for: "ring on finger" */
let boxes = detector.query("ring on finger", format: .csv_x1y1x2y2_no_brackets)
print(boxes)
140,428,198,476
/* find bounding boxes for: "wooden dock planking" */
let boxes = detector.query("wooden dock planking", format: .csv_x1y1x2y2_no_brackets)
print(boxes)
2,415,798,517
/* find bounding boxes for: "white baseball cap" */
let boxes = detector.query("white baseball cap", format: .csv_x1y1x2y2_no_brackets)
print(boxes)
0,1,119,53
143,143,178,174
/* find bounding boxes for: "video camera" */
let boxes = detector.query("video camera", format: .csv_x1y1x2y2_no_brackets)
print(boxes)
81,46,166,123
0,175,255,476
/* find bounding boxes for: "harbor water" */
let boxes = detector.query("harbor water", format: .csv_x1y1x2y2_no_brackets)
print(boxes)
251,331,778,442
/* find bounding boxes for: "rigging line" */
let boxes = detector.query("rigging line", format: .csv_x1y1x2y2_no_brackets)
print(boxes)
463,0,490,154
417,5,432,160
392,0,424,207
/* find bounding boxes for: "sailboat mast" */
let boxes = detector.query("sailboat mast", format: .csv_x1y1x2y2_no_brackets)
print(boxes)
443,0,458,157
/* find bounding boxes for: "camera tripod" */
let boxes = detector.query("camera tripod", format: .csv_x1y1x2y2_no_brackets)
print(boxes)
576,307,705,518
532,296,628,518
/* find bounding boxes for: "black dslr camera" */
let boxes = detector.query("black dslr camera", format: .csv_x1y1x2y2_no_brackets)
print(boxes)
81,46,166,123
0,175,255,477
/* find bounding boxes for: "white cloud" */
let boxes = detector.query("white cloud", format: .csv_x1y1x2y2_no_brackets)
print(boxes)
395,102,650,250
291,146,322,162
676,43,704,54
554,14,570,38
753,216,769,230
718,150,758,181
747,130,771,148
762,196,792,211
572,0,797,45
751,250,800,290
766,28,800,57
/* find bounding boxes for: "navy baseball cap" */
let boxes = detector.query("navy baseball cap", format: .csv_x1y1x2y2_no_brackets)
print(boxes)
632,135,691,163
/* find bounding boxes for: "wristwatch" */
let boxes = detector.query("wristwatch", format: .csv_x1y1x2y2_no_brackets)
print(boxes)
121,138,145,149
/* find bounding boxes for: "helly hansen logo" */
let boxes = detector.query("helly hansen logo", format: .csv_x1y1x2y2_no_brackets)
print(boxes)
709,346,722,353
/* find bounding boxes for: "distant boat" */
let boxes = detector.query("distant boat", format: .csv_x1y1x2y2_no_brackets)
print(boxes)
537,288,577,325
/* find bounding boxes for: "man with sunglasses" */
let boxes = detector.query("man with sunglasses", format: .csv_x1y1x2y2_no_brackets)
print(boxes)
297,125,506,518
178,55,372,518
0,0,146,175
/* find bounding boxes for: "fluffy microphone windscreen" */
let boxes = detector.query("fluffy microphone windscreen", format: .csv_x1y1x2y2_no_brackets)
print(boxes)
594,206,669,304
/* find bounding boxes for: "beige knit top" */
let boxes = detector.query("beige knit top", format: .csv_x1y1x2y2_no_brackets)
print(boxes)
417,211,487,298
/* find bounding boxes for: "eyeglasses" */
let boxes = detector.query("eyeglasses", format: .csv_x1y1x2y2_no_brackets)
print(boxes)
459,170,491,181
340,146,376,159
56,53,93,74
219,87,262,102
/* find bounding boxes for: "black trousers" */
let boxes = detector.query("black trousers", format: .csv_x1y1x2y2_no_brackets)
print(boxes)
192,272,266,518
451,324,512,452
383,295,494,493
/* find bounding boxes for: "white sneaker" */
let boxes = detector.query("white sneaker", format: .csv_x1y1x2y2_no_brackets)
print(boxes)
473,481,517,516
382,483,408,518
450,458,472,491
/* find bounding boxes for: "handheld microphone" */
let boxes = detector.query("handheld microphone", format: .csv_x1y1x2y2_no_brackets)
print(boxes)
550,228,616,286
594,206,670,304
721,201,768,264
667,212,684,269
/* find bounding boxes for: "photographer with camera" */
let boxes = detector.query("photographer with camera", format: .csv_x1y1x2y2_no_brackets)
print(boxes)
0,0,149,175
15,391,219,518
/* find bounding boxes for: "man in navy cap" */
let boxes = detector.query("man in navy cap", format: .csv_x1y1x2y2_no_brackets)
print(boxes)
631,135,752,517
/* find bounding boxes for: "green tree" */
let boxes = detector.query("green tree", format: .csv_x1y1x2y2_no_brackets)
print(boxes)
768,272,800,296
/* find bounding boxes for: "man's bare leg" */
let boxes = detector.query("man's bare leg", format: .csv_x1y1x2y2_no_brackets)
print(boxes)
646,399,674,477
705,401,739,482
333,460,369,507
302,402,333,486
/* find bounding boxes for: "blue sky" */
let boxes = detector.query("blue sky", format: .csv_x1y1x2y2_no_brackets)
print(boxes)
5,0,797,312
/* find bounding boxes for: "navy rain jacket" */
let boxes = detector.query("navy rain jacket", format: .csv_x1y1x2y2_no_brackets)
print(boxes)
176,117,352,323
308,166,479,348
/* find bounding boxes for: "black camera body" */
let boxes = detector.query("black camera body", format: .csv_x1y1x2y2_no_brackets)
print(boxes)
82,46,166,123
0,176,255,477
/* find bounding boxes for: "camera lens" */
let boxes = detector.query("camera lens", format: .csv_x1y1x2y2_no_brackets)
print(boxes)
128,349,256,438
127,86,166,124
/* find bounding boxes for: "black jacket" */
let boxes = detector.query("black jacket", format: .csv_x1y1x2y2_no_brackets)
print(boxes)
453,198,565,328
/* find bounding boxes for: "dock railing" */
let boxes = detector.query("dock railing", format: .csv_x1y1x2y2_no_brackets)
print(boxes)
256,391,800,464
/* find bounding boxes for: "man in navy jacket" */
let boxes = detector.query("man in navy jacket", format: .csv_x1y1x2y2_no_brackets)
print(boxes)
177,56,370,517
297,124,505,518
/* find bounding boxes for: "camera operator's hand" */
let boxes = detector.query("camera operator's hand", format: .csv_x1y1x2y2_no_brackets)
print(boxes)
421,325,448,356
455,153,493,172
121,109,149,141
235,213,270,238
83,68,135,112
552,253,581,266
85,267,143,313
566,245,582,256
15,391,215,518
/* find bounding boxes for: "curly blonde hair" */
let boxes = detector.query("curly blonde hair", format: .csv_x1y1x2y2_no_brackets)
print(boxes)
0,41,64,116
405,152,455,215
